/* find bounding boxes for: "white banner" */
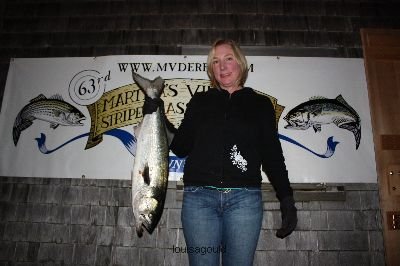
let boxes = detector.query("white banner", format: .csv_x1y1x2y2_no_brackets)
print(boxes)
0,55,377,183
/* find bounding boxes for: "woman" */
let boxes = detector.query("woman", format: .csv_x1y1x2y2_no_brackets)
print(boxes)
145,39,297,266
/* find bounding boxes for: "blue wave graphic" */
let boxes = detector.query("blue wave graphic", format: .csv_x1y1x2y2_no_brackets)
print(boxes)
35,130,338,159
278,134,339,158
104,128,136,156
35,128,136,156
169,155,186,173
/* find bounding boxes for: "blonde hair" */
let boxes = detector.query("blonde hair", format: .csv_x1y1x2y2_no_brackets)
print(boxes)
206,39,248,88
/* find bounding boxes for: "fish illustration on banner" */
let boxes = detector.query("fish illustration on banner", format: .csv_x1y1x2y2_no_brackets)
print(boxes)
283,95,361,149
12,94,86,145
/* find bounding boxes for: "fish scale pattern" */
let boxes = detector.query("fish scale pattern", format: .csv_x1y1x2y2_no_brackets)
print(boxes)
0,0,398,265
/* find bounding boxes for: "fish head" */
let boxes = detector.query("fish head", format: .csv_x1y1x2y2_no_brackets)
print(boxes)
139,213,156,232
137,197,160,233
283,109,311,130
52,103,86,126
66,111,85,125
55,107,85,126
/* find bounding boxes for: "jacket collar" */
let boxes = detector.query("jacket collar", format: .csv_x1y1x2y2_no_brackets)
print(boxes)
213,87,253,97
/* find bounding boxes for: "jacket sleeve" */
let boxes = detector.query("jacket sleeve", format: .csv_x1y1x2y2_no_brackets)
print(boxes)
169,94,199,158
260,97,293,201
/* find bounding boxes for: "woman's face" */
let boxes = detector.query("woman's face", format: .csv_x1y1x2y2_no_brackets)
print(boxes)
212,44,242,93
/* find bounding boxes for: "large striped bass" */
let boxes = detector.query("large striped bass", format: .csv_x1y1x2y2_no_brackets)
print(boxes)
12,94,85,146
131,72,169,237
284,95,361,149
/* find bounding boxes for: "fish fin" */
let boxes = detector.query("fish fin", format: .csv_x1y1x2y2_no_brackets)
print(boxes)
12,119,33,145
30,94,47,103
335,94,348,105
309,96,327,100
313,124,321,132
338,122,361,149
153,76,165,97
136,223,144,237
50,122,59,129
333,117,346,125
12,128,20,146
142,165,150,185
335,95,359,118
337,122,353,131
50,94,64,101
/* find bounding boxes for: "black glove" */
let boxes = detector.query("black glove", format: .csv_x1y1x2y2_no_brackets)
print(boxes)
142,96,177,144
143,96,163,115
276,196,297,239
165,117,178,135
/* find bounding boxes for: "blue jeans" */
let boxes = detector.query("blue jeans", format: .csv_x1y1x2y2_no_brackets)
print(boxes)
181,186,263,266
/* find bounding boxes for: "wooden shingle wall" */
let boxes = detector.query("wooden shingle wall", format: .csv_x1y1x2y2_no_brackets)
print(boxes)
1,0,399,100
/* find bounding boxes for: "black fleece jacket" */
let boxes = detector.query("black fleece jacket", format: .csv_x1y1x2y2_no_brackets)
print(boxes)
170,87,293,200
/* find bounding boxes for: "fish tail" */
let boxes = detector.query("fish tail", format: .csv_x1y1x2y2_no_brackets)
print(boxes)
346,122,361,149
132,72,164,98
12,111,22,145
347,121,361,149
12,126,21,146
354,122,361,149
12,111,33,146
338,121,361,149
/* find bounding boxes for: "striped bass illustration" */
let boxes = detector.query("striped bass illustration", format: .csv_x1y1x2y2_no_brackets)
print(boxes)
284,95,361,149
131,72,169,237
13,94,85,145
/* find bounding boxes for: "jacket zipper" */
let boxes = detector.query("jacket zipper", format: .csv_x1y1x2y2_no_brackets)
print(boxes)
220,92,233,186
